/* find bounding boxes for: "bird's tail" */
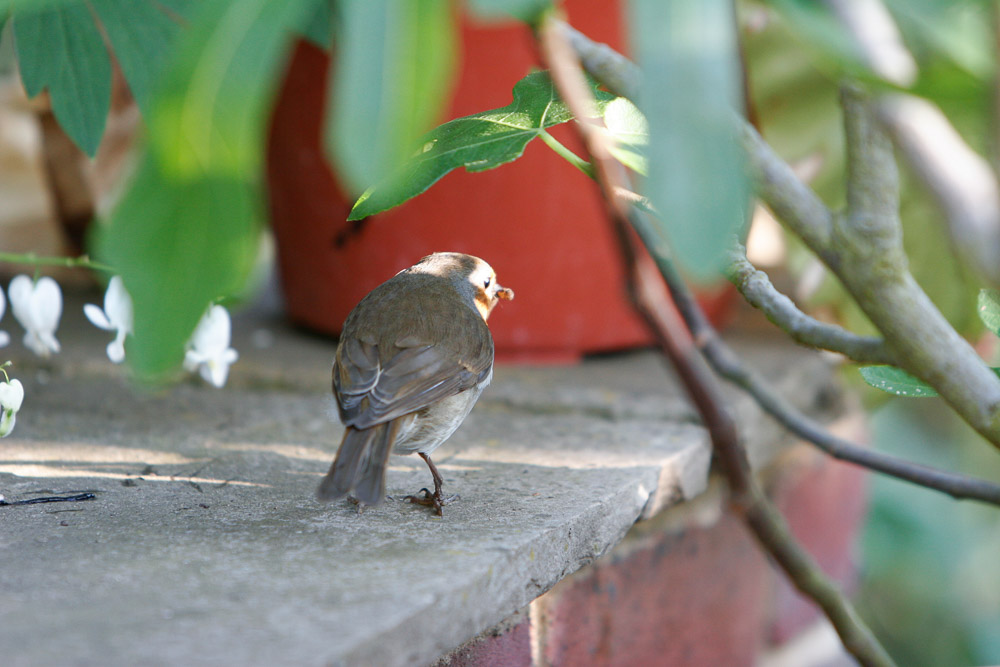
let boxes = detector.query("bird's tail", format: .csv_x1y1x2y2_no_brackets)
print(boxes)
317,420,399,506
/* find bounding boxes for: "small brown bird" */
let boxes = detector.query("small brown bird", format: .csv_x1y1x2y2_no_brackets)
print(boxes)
318,252,514,515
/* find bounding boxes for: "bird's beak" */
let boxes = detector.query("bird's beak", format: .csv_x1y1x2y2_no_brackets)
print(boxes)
496,285,514,301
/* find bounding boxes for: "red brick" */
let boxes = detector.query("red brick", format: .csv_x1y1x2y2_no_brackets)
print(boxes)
769,437,870,643
437,617,532,667
439,418,870,665
534,511,771,667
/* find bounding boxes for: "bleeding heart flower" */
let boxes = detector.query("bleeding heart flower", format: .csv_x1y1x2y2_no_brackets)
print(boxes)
84,276,134,363
9,275,62,358
0,377,24,437
0,287,11,349
184,305,238,388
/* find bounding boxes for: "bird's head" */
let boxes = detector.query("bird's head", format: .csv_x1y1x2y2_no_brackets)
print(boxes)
412,252,514,321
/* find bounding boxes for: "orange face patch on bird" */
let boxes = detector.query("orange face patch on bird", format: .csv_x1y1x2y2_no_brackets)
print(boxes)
318,252,513,516
468,262,515,320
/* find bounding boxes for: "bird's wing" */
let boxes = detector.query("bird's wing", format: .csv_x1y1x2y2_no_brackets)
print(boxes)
333,330,493,430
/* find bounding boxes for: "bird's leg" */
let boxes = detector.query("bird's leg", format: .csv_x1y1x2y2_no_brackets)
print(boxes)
346,497,366,515
405,452,459,516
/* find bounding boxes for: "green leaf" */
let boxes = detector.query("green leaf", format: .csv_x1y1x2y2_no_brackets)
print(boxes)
89,0,183,115
884,0,993,81
764,0,872,78
12,3,111,156
860,366,939,397
861,364,1000,397
467,0,552,23
326,0,457,196
349,70,614,220
629,0,751,283
0,0,82,15
156,0,198,20
95,154,260,380
604,97,648,175
148,0,314,179
299,0,336,49
90,0,316,379
978,289,1000,337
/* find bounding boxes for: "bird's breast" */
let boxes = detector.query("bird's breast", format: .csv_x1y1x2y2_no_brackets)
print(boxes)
391,385,485,455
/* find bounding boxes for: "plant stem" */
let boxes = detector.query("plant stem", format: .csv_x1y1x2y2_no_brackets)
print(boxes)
0,252,116,275
538,130,595,179
561,16,1000,450
838,87,1000,447
645,227,1000,506
726,246,891,364
537,16,896,667
556,20,1000,508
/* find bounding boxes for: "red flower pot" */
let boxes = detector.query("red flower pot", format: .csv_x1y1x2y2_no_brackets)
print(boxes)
265,6,733,362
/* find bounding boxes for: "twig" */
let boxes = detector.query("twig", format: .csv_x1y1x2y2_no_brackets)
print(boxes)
0,252,116,274
0,492,97,506
825,0,1000,286
876,93,1000,287
720,356,1000,505
558,21,640,100
562,23,1000,448
536,16,895,667
836,88,1000,447
560,20,837,254
560,17,1000,507
654,243,1000,506
726,247,891,364
742,85,1000,448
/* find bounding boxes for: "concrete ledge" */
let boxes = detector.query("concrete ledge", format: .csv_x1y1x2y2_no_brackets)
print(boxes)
0,292,847,666
438,438,867,667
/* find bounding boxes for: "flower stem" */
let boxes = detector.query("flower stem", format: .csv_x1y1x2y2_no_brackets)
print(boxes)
539,129,595,179
0,252,116,274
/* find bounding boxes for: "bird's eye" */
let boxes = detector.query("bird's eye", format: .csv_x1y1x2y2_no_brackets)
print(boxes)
484,277,492,289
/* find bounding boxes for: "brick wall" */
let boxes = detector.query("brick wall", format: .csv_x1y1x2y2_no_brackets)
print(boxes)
437,430,869,667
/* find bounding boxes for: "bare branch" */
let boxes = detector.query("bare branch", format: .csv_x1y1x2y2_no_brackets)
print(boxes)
842,86,901,236
827,0,1000,286
837,88,1000,447
876,94,1000,286
722,360,1000,505
558,21,640,100
537,17,895,667
560,21,838,257
634,210,1000,506
726,248,891,364
562,15,1000,460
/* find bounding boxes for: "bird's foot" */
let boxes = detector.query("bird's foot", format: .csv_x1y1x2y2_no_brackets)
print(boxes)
404,487,459,516
346,496,367,515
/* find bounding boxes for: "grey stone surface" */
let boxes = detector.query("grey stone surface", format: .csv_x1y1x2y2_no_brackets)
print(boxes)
0,289,844,666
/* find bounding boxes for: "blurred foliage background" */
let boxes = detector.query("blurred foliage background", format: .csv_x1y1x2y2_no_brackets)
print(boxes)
860,399,1000,665
742,3,1000,663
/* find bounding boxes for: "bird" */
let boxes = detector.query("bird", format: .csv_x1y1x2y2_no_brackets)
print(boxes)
318,252,514,515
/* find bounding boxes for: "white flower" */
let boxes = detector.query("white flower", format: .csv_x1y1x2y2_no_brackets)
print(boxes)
84,276,134,363
184,305,238,388
9,275,62,358
0,378,24,437
0,288,11,349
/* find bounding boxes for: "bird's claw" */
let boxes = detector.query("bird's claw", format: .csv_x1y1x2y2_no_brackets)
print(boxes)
404,488,459,516
346,496,366,515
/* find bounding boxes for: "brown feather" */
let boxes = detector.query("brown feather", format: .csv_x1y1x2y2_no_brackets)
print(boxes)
319,253,509,508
